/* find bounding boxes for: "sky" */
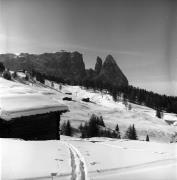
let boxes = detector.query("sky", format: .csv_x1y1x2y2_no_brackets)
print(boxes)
0,0,177,96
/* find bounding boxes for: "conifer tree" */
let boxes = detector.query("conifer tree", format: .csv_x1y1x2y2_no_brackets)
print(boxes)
125,125,132,139
112,88,118,102
65,120,72,136
0,62,5,73
81,122,89,138
12,71,17,78
79,123,83,131
125,124,138,140
99,116,105,127
61,120,72,136
131,124,138,140
146,134,150,141
115,124,121,138
123,94,128,109
88,115,99,137
61,122,66,135
156,109,162,118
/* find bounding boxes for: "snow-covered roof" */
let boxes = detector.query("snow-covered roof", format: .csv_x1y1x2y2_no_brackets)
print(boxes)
163,113,177,122
0,78,68,120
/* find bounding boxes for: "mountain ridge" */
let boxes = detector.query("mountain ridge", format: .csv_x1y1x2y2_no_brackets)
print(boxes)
0,51,128,87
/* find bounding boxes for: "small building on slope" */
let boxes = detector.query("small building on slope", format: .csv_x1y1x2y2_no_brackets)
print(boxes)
0,78,68,140
163,113,177,126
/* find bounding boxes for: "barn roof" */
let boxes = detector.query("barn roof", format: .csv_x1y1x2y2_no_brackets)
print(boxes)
0,78,68,120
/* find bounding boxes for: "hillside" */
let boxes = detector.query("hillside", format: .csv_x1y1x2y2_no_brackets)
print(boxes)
58,85,177,142
2,74,176,142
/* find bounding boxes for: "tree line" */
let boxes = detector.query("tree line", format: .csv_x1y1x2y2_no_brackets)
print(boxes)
81,79,177,114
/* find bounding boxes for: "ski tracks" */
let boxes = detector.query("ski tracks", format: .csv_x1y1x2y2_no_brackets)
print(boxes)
61,142,89,180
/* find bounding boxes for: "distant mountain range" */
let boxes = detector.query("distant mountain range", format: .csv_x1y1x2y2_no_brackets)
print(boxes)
0,51,128,87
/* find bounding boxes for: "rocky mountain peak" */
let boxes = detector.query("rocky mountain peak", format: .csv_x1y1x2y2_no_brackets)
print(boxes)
98,55,128,86
95,56,102,75
0,51,128,87
69,51,86,79
104,54,117,65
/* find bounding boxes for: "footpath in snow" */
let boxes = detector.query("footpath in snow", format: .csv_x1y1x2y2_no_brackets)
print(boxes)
61,142,89,180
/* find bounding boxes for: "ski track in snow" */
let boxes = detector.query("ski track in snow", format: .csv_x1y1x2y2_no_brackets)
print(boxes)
61,141,89,180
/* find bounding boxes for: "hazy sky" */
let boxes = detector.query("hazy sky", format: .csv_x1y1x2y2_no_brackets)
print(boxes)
0,0,177,96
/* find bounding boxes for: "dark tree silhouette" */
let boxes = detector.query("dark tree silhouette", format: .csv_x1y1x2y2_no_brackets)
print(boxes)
0,62,5,73
88,115,99,137
146,134,150,141
65,120,72,136
80,115,122,139
125,124,138,140
115,124,121,138
61,121,72,136
3,69,11,80
156,109,163,119
12,71,17,78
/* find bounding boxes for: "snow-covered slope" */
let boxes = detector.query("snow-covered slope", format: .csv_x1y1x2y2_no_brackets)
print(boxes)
1,139,71,179
1,76,177,142
1,136,177,180
57,84,177,142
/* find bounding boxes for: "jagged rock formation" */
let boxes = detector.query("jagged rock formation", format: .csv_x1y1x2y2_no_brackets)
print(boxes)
95,56,102,75
0,51,128,86
0,51,86,82
94,55,128,87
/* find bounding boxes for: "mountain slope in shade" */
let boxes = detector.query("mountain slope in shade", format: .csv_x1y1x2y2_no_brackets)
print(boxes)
0,51,128,87
0,51,86,82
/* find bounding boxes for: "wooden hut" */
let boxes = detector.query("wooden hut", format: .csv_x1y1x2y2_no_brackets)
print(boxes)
0,78,68,140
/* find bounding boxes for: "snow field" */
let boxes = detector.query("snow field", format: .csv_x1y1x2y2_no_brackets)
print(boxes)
1,139,71,179
61,136,177,180
1,136,177,180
